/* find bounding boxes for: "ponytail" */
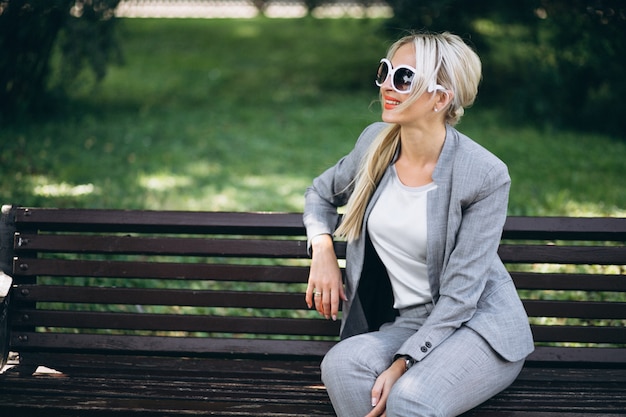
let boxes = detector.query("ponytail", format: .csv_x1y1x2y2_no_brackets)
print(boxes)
335,124,400,241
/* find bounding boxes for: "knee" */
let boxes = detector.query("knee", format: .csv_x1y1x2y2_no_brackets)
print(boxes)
320,342,356,386
386,378,442,417
320,347,338,385
320,338,374,386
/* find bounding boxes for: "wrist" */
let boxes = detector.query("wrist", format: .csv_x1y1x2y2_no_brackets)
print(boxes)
396,355,416,373
311,234,334,253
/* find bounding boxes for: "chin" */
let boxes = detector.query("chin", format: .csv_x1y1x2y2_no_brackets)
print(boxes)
381,112,401,124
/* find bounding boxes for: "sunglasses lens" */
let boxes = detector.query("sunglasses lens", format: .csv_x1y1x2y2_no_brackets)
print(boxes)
393,68,415,92
376,61,389,86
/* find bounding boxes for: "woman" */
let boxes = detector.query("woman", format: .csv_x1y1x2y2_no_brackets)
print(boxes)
303,32,534,417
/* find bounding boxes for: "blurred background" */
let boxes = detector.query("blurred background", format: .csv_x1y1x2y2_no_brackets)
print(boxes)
1,0,625,216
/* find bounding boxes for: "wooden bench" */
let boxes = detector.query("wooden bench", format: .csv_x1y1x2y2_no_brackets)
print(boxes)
0,206,625,416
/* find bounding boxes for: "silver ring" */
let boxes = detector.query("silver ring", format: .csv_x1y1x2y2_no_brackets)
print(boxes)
313,291,322,297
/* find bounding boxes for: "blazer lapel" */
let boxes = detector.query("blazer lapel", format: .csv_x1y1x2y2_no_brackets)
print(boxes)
427,125,456,302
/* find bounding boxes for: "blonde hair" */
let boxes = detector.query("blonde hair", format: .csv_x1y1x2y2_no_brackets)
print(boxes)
335,32,482,241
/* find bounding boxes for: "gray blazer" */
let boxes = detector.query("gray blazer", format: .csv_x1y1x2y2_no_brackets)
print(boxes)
304,122,534,363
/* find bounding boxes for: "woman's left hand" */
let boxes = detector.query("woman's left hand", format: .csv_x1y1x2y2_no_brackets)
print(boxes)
364,358,406,417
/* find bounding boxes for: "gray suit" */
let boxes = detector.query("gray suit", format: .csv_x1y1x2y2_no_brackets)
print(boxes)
304,122,534,364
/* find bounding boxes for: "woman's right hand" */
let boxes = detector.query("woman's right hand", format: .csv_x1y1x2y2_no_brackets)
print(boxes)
305,234,347,321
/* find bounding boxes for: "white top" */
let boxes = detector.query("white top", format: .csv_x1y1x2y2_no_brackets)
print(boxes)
367,165,436,309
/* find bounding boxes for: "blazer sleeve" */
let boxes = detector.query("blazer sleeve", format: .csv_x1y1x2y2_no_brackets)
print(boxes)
397,155,512,362
303,122,388,248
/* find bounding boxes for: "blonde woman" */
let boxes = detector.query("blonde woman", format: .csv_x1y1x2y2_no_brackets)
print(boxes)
303,32,534,417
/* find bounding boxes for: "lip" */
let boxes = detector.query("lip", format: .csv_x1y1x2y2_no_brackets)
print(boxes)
383,95,401,110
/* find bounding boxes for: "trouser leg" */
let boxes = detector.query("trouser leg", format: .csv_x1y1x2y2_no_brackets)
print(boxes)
321,326,415,417
386,326,524,417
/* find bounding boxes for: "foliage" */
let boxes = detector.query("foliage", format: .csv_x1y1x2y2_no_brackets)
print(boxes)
384,0,626,136
0,0,121,122
0,18,624,217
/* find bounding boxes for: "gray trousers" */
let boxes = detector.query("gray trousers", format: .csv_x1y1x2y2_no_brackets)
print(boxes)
321,304,524,417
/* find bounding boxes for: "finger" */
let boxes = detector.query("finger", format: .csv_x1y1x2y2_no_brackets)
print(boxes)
314,291,324,316
322,289,332,319
330,288,340,321
305,283,314,309
364,401,386,417
339,283,348,302
370,378,383,408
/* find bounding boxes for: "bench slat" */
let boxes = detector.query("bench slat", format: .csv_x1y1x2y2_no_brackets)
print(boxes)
531,324,626,344
0,394,334,417
15,285,626,320
523,299,626,319
14,209,307,235
528,346,626,363
14,285,310,310
18,234,626,265
499,244,626,265
12,310,624,344
15,233,310,258
13,257,310,282
1,364,625,416
14,352,327,376
501,216,626,241
512,272,626,292
10,333,336,357
15,209,626,240
12,309,340,336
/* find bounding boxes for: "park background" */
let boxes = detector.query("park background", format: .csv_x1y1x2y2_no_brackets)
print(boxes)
1,0,625,218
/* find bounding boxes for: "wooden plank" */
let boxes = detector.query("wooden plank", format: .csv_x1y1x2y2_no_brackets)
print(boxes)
531,324,626,344
15,210,626,240
12,257,310,282
527,346,626,364
18,286,626,319
11,310,340,336
0,395,336,417
499,244,626,265
512,272,626,292
1,364,625,416
14,233,310,258
502,216,626,241
523,300,626,319
13,285,311,310
14,209,307,235
9,333,336,357
14,352,327,377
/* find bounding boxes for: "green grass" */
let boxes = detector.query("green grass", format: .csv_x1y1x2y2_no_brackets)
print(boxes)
1,18,625,217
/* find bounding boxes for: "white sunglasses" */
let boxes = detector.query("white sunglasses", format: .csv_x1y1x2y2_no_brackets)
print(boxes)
375,59,445,94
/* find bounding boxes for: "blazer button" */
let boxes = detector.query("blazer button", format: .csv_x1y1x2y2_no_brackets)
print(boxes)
420,346,428,353
425,342,432,348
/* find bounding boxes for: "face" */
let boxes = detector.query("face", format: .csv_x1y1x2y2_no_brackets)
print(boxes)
379,43,442,126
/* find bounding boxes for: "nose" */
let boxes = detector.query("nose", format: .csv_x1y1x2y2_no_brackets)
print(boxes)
379,74,393,91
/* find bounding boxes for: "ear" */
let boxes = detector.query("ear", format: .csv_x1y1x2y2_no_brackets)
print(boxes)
436,90,454,111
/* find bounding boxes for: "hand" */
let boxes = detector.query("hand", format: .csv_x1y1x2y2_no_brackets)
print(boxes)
364,358,406,417
305,234,347,320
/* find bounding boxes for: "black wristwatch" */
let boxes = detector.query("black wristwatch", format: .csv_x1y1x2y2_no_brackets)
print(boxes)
400,355,416,372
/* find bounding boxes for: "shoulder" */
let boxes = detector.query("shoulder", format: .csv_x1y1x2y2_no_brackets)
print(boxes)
353,122,390,149
449,127,508,177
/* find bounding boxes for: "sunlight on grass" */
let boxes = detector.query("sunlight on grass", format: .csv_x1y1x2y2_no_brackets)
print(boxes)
32,176,96,198
164,174,311,212
139,173,192,191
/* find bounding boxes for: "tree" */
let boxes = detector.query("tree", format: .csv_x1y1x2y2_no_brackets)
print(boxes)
384,0,626,135
0,0,121,122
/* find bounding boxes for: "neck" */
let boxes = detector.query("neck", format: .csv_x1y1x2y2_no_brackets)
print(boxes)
398,123,447,166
